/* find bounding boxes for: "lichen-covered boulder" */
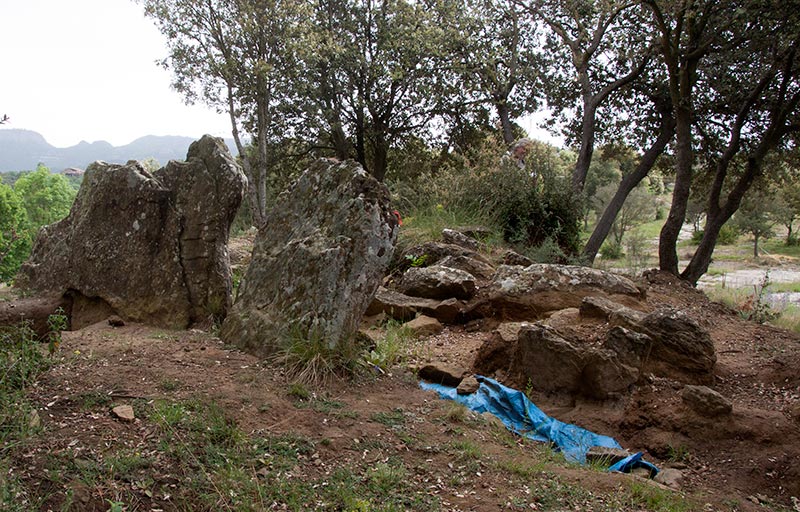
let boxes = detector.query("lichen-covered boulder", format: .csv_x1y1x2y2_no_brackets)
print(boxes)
17,135,245,328
510,324,586,394
220,159,398,357
398,265,477,300
638,309,716,384
472,264,642,320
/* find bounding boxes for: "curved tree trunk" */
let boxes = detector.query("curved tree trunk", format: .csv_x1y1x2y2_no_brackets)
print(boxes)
658,106,693,274
582,108,675,264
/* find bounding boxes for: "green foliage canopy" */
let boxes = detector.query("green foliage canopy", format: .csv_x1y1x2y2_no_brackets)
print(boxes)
14,164,75,232
0,182,31,283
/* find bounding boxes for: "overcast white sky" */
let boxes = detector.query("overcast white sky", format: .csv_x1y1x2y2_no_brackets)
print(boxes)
0,0,560,149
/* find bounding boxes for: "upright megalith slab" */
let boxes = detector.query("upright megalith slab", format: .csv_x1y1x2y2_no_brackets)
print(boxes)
220,159,398,357
17,135,246,328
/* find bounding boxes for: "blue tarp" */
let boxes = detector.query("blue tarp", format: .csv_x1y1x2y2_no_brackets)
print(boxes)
420,375,658,475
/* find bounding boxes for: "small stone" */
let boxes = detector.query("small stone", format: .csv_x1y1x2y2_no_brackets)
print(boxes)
457,375,480,395
108,315,125,327
28,410,41,429
654,468,683,488
681,385,732,417
418,363,466,386
442,229,479,251
404,315,444,337
112,404,136,422
631,467,652,479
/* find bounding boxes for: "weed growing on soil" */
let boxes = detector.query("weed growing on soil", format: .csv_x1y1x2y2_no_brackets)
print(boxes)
273,324,363,386
46,307,67,356
363,320,414,370
0,322,53,510
371,408,406,427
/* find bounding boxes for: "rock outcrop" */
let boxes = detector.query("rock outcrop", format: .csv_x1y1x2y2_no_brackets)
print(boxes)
470,264,642,320
17,135,246,328
398,265,477,300
221,159,398,357
638,309,716,384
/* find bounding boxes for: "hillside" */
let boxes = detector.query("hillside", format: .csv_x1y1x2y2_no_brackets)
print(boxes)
0,129,238,172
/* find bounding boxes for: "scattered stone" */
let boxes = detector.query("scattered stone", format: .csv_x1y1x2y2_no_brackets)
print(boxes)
543,308,580,332
472,322,529,376
418,363,466,386
365,287,440,322
112,404,135,422
399,265,477,300
586,447,631,466
510,324,585,393
432,298,463,325
108,315,125,327
442,228,479,251
28,410,41,430
17,135,246,328
631,467,653,479
639,309,716,384
404,315,444,337
681,385,733,417
399,241,492,270
581,348,639,399
579,296,645,328
457,375,481,395
221,159,398,357
654,468,684,488
602,326,653,370
438,254,496,280
501,250,533,267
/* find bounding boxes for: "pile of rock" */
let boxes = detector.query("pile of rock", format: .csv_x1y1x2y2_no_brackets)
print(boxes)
377,229,718,401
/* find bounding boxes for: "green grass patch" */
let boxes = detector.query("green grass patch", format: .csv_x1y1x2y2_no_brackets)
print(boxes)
371,408,406,427
363,320,414,371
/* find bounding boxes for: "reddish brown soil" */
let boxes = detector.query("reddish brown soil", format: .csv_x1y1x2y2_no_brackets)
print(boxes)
6,272,800,511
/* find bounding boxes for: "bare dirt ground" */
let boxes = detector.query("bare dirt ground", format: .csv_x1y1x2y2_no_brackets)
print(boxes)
4,268,800,511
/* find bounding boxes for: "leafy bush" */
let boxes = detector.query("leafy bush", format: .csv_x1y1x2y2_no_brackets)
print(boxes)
392,133,580,256
600,241,624,260
691,224,739,245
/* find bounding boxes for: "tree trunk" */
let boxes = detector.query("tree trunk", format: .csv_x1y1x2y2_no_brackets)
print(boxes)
658,106,693,275
572,100,597,194
497,101,515,145
227,85,265,228
372,131,388,182
582,106,674,264
754,233,760,258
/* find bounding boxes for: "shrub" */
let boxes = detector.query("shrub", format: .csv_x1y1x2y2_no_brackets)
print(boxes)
392,134,580,257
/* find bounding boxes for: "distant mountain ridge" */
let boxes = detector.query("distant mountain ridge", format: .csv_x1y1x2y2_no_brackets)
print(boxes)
0,129,239,173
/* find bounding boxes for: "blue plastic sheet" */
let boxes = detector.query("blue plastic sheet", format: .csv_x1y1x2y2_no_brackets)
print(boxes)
420,375,658,475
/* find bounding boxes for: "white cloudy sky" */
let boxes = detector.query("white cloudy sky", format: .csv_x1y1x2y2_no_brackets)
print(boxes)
0,0,560,148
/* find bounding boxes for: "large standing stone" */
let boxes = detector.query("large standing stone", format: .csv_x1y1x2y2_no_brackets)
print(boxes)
220,159,398,356
17,136,246,328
